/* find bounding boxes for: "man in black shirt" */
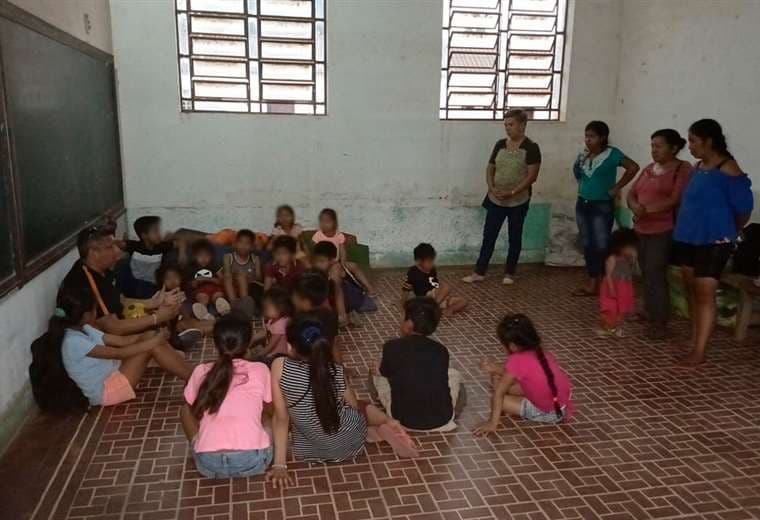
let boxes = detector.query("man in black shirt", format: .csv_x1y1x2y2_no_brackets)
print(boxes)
61,225,182,335
373,297,463,431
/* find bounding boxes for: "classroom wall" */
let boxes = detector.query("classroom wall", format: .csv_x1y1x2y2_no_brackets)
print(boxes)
111,0,624,266
8,0,112,53
615,0,760,221
0,0,115,449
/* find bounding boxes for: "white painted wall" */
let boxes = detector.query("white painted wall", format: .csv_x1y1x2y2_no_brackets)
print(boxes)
0,0,114,445
615,0,760,220
111,0,624,265
8,0,112,53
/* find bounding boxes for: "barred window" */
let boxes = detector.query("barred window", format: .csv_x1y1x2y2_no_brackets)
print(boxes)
440,0,567,120
175,0,326,114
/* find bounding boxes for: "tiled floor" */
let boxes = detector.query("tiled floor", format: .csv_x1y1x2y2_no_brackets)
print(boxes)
2,266,760,520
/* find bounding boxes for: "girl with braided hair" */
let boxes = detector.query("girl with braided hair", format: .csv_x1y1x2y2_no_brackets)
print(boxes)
474,314,574,436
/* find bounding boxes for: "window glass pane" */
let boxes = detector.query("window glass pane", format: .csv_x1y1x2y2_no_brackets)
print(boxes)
508,53,552,71
315,21,324,61
194,100,248,111
261,41,312,60
194,59,247,77
250,60,260,100
177,14,189,54
450,12,498,29
194,81,248,98
315,0,324,18
177,0,188,10
262,83,312,101
260,0,312,17
260,20,312,39
191,37,246,56
180,57,192,97
248,18,259,58
450,32,497,49
191,16,246,35
190,0,244,13
247,0,258,14
262,62,312,81
316,63,325,102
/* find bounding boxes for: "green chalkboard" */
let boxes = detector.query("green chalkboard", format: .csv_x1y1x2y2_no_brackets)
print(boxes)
0,16,123,262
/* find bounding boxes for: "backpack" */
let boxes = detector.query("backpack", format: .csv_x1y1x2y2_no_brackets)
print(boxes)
29,333,89,414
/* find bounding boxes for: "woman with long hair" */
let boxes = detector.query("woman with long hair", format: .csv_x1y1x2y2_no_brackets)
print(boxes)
672,119,754,367
572,121,639,296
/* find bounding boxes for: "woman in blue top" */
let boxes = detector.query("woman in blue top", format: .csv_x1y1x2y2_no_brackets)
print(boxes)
672,119,754,367
572,121,639,296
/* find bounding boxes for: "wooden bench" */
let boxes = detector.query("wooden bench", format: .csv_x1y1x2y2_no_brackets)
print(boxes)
721,273,760,340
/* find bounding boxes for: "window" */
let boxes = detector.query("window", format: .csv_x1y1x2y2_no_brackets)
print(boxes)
440,0,567,120
175,0,327,115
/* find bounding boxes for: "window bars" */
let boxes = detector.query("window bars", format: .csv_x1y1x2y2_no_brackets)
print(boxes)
176,0,326,114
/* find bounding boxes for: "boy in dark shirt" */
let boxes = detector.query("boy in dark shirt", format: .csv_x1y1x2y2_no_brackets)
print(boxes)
117,215,187,298
264,235,305,292
372,296,463,431
402,243,467,317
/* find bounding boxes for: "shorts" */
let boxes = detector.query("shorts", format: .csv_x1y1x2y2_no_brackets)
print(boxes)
520,399,565,424
672,241,733,279
194,282,223,299
193,445,273,479
404,289,449,309
101,370,136,406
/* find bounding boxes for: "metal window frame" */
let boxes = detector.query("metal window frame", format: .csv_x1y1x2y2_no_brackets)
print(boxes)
175,0,327,115
440,0,568,121
0,0,125,299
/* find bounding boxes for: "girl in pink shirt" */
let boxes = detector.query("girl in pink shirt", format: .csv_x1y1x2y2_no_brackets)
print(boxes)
250,287,293,365
312,209,376,324
180,318,273,478
270,205,307,260
475,314,574,436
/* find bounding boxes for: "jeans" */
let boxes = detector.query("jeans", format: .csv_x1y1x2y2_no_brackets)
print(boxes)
575,198,614,278
475,199,530,276
637,231,672,324
193,446,273,479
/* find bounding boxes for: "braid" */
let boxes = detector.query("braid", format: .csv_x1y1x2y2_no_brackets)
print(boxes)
535,347,562,420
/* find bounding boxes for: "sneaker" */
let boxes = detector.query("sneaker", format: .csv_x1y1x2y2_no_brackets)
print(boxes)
176,329,202,350
215,298,231,316
462,273,485,283
192,303,213,321
502,275,515,285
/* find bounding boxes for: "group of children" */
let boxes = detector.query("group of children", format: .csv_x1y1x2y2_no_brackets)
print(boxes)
47,204,575,483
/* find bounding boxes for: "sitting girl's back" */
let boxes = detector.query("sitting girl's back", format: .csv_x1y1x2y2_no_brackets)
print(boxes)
181,318,273,478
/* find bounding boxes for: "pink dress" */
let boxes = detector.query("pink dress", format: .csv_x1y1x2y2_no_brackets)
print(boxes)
599,256,635,316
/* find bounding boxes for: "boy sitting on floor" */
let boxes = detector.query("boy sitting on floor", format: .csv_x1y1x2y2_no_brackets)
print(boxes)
117,215,187,299
223,229,264,311
402,243,467,317
371,296,464,432
264,235,305,292
185,239,231,321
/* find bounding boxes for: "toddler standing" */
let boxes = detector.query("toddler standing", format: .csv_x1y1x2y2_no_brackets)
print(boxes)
598,229,638,337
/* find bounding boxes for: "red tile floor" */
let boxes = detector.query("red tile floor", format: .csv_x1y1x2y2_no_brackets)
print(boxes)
2,266,760,520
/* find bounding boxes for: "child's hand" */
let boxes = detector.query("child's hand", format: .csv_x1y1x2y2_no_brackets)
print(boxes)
265,467,293,489
473,421,499,437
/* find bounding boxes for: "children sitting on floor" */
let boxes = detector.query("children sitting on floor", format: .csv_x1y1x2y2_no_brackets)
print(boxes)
403,243,468,317
371,297,463,432
310,242,350,326
475,314,574,436
598,229,638,338
186,239,231,321
270,205,307,261
117,215,187,299
180,318,273,479
155,264,209,348
292,270,332,313
55,284,193,408
264,236,305,292
250,288,294,365
312,208,376,296
266,310,417,488
223,229,264,308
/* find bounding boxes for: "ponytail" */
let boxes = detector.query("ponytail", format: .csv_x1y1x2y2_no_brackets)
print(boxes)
535,347,563,420
191,318,252,419
497,313,563,420
288,311,341,435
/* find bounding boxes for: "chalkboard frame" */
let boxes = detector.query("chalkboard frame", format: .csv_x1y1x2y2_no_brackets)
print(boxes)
0,0,124,298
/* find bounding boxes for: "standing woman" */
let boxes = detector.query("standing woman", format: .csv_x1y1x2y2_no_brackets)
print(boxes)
572,121,639,296
627,129,694,339
672,119,753,367
462,109,541,286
